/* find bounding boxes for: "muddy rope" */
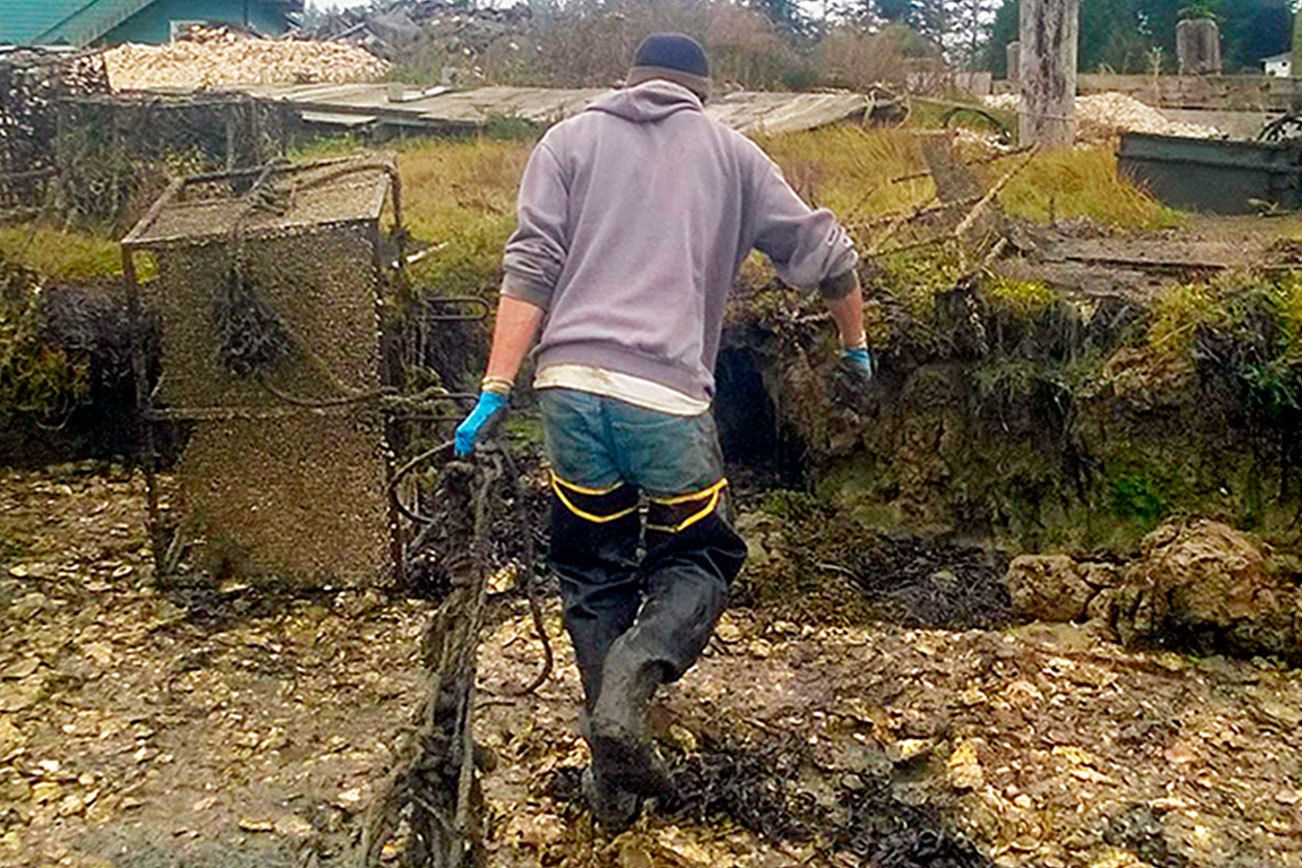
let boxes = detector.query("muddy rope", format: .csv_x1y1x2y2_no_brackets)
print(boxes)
388,439,554,697
357,442,554,866
356,457,497,867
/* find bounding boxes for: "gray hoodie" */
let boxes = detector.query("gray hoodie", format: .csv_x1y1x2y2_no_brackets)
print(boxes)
502,80,858,400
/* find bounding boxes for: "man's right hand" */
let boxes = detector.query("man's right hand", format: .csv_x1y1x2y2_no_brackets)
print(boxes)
454,391,510,457
834,346,877,408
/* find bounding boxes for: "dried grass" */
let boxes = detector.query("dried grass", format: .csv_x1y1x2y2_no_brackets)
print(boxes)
9,128,1177,293
394,139,527,296
999,147,1183,231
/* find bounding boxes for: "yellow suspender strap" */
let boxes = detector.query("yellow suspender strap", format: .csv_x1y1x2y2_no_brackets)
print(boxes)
549,473,638,524
646,479,729,534
648,477,729,506
551,473,624,497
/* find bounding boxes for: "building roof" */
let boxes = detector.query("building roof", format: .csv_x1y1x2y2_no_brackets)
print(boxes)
1263,52,1293,64
1,0,151,46
0,0,302,47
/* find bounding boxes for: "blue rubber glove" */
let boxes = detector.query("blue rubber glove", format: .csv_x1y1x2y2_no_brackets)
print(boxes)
833,346,876,408
840,347,876,382
454,391,509,457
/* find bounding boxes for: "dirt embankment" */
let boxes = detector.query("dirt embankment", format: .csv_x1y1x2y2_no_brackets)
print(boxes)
718,218,1302,561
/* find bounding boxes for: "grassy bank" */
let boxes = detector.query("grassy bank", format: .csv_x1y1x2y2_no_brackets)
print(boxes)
9,126,1177,292
2,123,1191,484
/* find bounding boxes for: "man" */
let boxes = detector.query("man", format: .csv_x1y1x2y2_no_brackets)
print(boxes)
454,33,874,828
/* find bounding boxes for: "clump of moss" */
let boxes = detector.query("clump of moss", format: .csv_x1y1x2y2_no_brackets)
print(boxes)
983,275,1055,318
1146,281,1222,360
875,249,963,318
1108,475,1168,529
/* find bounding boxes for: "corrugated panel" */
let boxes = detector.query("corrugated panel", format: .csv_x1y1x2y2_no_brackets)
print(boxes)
244,83,869,137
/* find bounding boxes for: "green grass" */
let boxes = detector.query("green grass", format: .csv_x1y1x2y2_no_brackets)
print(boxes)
0,227,123,283
1270,271,1302,364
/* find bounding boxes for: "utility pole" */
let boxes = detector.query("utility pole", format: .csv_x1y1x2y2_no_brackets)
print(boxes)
1019,0,1079,148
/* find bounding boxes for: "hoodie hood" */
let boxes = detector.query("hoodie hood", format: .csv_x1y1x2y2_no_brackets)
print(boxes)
586,80,703,124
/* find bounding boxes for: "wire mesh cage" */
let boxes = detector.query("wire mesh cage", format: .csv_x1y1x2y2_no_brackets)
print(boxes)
54,92,290,227
0,47,109,218
123,158,401,587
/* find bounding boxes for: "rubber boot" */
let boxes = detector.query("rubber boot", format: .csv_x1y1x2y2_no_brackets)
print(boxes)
549,483,641,710
588,651,674,798
581,765,641,831
587,498,746,798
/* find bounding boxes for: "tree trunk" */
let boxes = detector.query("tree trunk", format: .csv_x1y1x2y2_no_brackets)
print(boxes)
1019,0,1079,149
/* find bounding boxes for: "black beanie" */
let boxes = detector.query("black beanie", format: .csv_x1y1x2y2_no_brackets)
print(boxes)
626,33,711,101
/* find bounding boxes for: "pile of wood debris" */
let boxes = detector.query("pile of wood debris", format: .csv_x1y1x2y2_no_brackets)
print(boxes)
102,27,389,91
984,91,1219,142
303,0,534,65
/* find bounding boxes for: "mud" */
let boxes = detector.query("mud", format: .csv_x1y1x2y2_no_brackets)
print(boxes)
4,465,1302,867
754,502,1014,631
547,732,991,867
847,536,1013,631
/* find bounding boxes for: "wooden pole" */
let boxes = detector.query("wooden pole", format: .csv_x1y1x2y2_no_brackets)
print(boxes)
1293,12,1302,81
1006,41,1021,84
1177,19,1221,76
1019,0,1079,148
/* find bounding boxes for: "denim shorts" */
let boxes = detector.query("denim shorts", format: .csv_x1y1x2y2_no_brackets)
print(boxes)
538,388,724,499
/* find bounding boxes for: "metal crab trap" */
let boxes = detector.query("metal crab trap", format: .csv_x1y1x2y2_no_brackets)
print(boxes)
122,157,481,588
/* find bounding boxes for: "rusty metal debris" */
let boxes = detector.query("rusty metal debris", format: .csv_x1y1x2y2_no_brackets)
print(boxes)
303,1,534,67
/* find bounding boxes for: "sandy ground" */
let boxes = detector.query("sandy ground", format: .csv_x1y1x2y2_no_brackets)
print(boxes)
2,464,1301,867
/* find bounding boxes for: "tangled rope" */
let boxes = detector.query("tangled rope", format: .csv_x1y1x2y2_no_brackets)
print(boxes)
356,445,553,866
389,439,554,697
356,458,496,867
